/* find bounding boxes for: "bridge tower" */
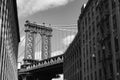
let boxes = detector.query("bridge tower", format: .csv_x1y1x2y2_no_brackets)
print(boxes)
24,20,52,63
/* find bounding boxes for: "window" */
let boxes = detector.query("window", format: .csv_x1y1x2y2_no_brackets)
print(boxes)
85,17,87,26
84,77,86,80
84,63,86,74
93,38,96,66
80,59,82,67
91,73,93,80
119,0,120,4
114,36,119,52
109,63,113,77
108,41,112,54
90,56,92,70
96,16,99,24
117,60,120,74
86,31,88,42
98,50,101,62
95,71,97,80
119,0,120,12
88,12,90,24
92,22,95,35
83,48,85,59
93,37,96,52
90,46,92,55
86,45,88,57
89,26,91,39
83,34,85,45
83,22,85,32
113,15,117,33
91,9,94,18
87,75,89,80
87,60,89,72
99,69,102,80
112,0,116,9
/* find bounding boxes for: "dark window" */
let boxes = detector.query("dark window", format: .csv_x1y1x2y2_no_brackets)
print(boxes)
119,0,120,3
83,48,85,59
82,22,84,32
108,41,112,54
85,17,87,26
80,71,82,80
89,26,91,39
117,60,120,73
93,37,96,52
109,63,114,77
119,0,120,12
104,1,109,10
88,12,90,24
90,46,92,55
99,69,102,80
112,0,116,9
113,15,117,33
96,16,99,24
86,45,88,57
90,56,92,70
95,71,97,80
87,60,89,72
92,22,95,35
114,36,119,52
91,73,93,80
87,75,89,80
80,59,81,67
86,31,88,42
91,7,94,18
84,63,86,73
98,50,101,62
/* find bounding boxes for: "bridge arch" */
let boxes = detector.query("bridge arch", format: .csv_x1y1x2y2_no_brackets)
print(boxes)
24,20,52,61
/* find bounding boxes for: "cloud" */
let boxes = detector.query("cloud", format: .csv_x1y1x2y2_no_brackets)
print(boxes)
51,51,63,57
17,0,74,17
63,35,75,46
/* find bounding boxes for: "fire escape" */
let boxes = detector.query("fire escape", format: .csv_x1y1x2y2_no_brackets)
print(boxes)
96,0,114,80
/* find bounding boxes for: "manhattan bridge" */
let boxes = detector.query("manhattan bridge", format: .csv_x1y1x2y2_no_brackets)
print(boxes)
18,20,77,80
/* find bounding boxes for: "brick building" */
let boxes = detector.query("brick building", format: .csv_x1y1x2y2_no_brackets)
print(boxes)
64,0,120,80
64,32,82,80
0,0,20,80
78,0,120,80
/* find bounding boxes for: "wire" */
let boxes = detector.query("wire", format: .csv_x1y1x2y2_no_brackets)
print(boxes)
18,35,41,58
18,24,78,58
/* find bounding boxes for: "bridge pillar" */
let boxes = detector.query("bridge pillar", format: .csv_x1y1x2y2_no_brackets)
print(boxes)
24,21,52,61
24,29,36,60
41,34,52,60
47,35,52,58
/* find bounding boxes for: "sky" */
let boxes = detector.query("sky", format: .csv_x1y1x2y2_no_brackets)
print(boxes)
17,0,88,80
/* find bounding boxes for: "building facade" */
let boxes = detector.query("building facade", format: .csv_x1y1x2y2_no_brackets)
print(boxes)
64,33,82,80
0,0,20,80
64,0,120,80
78,0,120,80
